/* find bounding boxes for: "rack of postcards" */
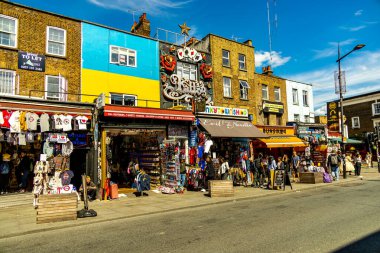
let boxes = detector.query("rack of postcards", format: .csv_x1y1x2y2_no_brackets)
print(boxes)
158,139,180,194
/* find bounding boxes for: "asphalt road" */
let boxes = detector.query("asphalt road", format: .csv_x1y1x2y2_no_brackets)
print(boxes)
1,179,380,253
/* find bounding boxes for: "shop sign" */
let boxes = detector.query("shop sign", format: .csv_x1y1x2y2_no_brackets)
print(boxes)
96,93,105,109
200,106,248,118
18,51,45,72
201,119,254,129
262,102,284,114
257,126,294,135
67,133,88,146
297,126,325,137
168,124,188,138
327,101,340,132
189,130,197,147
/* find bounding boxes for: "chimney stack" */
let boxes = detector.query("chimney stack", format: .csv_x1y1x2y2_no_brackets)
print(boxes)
243,40,252,46
262,65,273,76
131,13,150,37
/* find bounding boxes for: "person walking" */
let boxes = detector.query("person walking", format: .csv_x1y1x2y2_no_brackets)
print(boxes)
0,154,11,195
365,152,372,168
291,151,300,180
219,157,229,180
205,156,215,190
354,152,362,176
18,151,31,193
179,159,187,187
328,150,341,181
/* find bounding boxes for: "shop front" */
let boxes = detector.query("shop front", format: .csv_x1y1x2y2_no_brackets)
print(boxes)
98,105,194,198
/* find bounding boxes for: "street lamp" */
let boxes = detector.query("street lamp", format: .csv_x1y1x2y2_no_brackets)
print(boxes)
336,43,365,179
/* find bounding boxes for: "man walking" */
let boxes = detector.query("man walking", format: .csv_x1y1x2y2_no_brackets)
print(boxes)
328,150,341,181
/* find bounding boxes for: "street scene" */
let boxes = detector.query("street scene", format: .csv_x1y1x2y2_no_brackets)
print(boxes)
0,0,379,252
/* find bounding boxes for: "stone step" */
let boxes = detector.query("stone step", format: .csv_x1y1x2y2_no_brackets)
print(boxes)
0,193,33,208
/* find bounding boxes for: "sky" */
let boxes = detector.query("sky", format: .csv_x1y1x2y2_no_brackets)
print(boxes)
9,0,380,115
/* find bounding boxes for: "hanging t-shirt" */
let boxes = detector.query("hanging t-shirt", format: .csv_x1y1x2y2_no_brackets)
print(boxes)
19,111,27,131
26,132,34,143
0,110,11,128
204,139,213,153
39,113,50,132
76,116,88,130
8,111,21,133
60,170,74,186
18,133,26,145
61,115,73,131
26,112,39,131
62,141,73,156
53,114,64,130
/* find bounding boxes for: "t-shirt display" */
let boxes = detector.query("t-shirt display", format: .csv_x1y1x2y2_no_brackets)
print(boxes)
62,115,73,132
0,110,11,128
26,112,39,131
53,114,64,130
39,113,50,132
75,116,88,130
8,111,20,133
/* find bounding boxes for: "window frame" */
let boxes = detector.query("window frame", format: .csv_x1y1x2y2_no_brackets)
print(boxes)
45,75,67,101
292,88,299,105
238,54,246,70
274,86,281,102
223,76,232,97
276,114,282,125
176,62,197,81
109,45,137,67
304,115,310,123
46,26,67,57
302,90,309,107
262,84,268,100
110,93,137,106
372,102,380,116
222,49,230,67
351,116,360,128
0,69,16,95
0,14,18,48
239,80,249,100
294,114,300,122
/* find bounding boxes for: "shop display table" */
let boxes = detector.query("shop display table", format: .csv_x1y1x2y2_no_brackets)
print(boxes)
208,180,234,197
299,172,324,184
36,193,78,224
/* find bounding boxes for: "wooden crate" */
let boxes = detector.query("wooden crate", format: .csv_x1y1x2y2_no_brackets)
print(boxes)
36,193,78,224
208,180,234,197
299,172,324,184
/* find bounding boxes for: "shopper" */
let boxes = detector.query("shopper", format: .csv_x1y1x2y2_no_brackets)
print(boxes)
277,157,284,170
205,155,215,189
354,152,362,176
365,152,372,168
0,154,11,194
18,151,31,193
179,159,187,187
291,151,300,179
267,156,277,188
219,157,229,180
251,153,263,188
79,176,97,201
345,153,355,175
328,150,341,181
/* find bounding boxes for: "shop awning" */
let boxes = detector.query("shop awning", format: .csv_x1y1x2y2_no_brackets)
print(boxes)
329,137,363,144
198,118,268,138
257,136,307,148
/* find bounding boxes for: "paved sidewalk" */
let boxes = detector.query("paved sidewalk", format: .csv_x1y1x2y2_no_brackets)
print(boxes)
0,166,378,240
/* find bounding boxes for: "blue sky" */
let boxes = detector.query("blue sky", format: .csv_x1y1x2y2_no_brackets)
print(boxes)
11,0,380,114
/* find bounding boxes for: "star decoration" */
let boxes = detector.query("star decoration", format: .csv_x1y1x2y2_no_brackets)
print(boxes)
179,22,191,36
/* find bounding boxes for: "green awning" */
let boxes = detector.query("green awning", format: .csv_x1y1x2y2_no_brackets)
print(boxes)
329,138,363,144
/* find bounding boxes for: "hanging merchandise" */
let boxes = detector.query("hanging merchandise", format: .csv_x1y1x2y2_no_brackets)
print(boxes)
8,110,21,133
39,113,50,132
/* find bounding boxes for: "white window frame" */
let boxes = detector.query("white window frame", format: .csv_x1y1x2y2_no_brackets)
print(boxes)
45,75,67,101
238,54,246,70
262,84,268,100
302,90,309,107
304,115,310,123
294,114,300,122
292,88,299,105
110,45,137,67
352,116,360,128
110,93,137,106
274,87,281,102
222,49,230,67
0,69,16,95
239,80,249,99
176,62,197,81
46,26,66,57
223,77,232,97
372,102,380,116
0,14,18,48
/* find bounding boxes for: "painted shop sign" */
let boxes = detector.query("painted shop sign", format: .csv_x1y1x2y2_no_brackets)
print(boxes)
262,102,284,114
18,51,45,72
257,126,295,135
202,119,254,129
201,106,248,118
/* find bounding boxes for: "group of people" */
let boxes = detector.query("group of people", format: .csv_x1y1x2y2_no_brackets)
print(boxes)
327,150,364,181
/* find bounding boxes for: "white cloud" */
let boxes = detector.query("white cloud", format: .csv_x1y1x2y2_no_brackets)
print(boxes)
313,39,356,60
354,9,363,16
340,25,367,32
88,0,192,16
255,51,291,68
314,105,327,116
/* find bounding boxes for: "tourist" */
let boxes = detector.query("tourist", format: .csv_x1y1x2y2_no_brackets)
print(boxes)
354,152,362,176
328,150,341,181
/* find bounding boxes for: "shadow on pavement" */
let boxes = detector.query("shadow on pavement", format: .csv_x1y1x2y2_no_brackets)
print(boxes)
333,229,380,253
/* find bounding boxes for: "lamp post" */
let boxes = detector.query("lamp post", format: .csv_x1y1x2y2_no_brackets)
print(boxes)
336,43,365,179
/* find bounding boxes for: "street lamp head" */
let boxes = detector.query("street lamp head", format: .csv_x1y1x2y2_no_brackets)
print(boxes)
353,44,365,51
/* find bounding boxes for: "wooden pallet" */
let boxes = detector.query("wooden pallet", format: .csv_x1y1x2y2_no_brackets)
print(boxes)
208,180,234,197
36,193,78,224
299,172,324,184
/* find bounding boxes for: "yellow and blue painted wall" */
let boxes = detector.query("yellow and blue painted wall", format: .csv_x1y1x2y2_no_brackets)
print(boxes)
81,22,160,108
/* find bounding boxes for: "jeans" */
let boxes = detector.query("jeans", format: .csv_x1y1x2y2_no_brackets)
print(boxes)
332,166,339,180
21,170,29,189
180,174,187,187
253,170,260,187
355,163,361,176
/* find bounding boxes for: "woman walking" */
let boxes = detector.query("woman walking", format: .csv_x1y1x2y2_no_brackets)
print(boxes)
354,152,362,176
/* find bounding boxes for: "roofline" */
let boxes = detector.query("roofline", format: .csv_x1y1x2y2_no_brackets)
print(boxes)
284,78,313,87
326,89,380,103
203,34,255,49
254,72,286,81
0,95,94,108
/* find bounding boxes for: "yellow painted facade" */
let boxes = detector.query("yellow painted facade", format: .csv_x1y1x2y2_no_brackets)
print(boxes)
81,69,161,108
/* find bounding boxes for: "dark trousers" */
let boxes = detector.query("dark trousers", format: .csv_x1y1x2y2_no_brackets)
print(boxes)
0,174,10,192
21,170,29,189
355,163,362,176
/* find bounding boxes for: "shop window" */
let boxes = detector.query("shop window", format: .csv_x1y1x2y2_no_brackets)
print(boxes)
239,80,249,99
222,49,230,67
264,113,270,125
274,87,281,101
177,62,197,81
238,54,246,70
294,114,300,122
110,46,137,67
262,84,268,100
352,116,360,128
0,69,16,95
110,94,137,106
223,77,231,97
45,75,67,101
292,88,299,105
372,102,380,116
303,90,309,106
46,26,66,57
276,114,282,125
0,14,17,48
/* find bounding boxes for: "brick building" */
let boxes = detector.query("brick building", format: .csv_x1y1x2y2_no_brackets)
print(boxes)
0,0,81,101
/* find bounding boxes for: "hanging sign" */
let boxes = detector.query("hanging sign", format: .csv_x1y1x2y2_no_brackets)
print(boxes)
327,101,340,132
262,102,284,114
18,51,45,72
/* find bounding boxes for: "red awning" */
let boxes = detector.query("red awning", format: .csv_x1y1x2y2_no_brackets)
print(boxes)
104,105,195,122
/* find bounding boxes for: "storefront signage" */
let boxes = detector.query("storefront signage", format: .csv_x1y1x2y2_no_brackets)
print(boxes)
257,126,294,136
202,119,254,129
297,126,325,137
262,102,284,114
168,124,188,138
96,93,105,109
18,51,45,72
327,101,340,132
189,130,197,147
200,106,248,118
68,133,88,146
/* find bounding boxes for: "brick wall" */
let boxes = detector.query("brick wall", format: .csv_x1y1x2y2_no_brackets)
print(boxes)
0,1,81,101
344,100,378,137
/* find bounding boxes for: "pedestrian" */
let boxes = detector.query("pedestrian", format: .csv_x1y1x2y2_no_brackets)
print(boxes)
354,152,362,176
252,153,264,188
328,150,341,181
0,153,11,195
205,155,215,189
267,156,277,188
277,157,284,170
179,158,187,187
282,154,291,183
291,151,300,180
18,151,31,193
219,157,229,180
365,152,372,168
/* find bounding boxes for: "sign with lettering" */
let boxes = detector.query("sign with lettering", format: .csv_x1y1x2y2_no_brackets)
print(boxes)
18,51,45,72
327,101,340,132
201,118,254,129
257,126,294,136
262,102,284,114
168,124,188,137
200,106,249,118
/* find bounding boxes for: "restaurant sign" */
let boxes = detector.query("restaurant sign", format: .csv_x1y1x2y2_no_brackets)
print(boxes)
18,51,45,72
200,106,248,118
257,125,294,136
262,102,284,114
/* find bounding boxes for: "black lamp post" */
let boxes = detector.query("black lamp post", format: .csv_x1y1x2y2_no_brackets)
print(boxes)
336,43,365,179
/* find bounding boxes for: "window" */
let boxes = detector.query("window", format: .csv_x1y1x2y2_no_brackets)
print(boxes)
110,94,137,106
46,26,66,56
223,77,231,97
264,113,270,125
294,114,300,122
222,50,230,67
0,69,16,95
276,115,282,125
304,115,310,123
372,103,380,116
262,84,268,100
303,90,309,106
177,62,197,81
110,46,137,67
292,88,299,105
274,87,281,101
239,80,250,99
0,14,17,48
45,75,67,101
351,117,360,128
238,54,246,70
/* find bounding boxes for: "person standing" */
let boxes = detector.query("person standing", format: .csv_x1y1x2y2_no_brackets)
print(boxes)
219,157,229,180
328,150,341,181
0,154,11,194
18,151,31,193
291,151,300,180
205,156,215,189
267,156,277,188
179,158,187,187
277,157,284,170
365,152,372,168
252,153,263,188
354,152,362,176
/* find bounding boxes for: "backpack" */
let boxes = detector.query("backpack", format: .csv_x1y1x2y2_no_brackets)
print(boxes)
330,155,338,166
